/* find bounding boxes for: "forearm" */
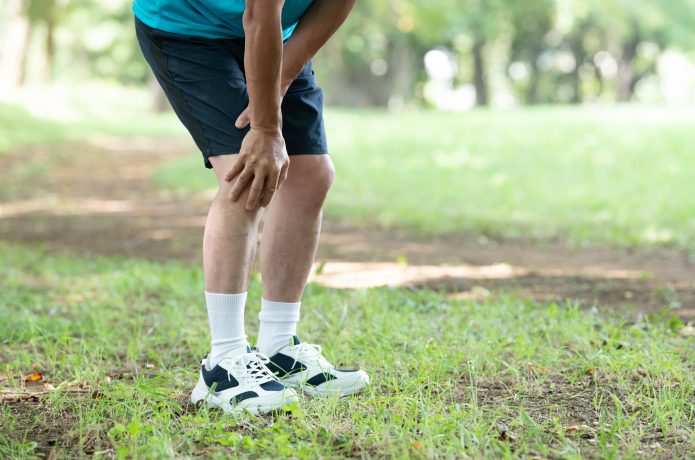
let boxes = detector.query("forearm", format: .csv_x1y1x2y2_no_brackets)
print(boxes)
243,0,284,131
281,0,356,92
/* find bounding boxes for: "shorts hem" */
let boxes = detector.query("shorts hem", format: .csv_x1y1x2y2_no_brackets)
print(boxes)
203,145,328,169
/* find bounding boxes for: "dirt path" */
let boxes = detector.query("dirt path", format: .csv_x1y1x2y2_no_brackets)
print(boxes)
1,138,693,320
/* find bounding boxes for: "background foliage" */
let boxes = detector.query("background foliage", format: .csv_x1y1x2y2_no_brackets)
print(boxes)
2,0,695,107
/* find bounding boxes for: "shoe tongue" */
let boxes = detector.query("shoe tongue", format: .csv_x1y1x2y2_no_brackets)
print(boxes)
290,335,301,346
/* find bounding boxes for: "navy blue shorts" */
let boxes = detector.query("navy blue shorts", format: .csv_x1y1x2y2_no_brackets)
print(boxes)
135,17,328,169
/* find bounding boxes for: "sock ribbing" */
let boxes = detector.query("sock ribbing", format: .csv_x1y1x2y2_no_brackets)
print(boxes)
256,298,301,356
205,291,248,367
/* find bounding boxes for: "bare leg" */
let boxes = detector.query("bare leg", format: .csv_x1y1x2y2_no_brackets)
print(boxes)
260,155,335,302
204,154,264,293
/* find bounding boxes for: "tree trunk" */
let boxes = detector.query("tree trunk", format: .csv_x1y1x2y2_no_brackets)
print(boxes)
386,36,416,110
0,0,31,89
525,58,541,105
569,65,582,104
616,35,640,102
568,37,585,104
472,36,488,107
45,19,55,81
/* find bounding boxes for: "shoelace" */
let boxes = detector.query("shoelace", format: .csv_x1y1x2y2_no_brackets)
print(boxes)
288,343,332,371
226,352,276,385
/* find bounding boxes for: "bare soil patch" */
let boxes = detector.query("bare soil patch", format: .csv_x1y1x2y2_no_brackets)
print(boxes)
0,138,693,320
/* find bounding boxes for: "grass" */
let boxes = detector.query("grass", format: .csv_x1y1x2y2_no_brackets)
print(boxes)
152,106,695,251
1,243,693,458
0,85,183,154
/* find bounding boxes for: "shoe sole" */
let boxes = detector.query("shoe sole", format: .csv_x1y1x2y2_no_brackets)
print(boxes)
284,370,370,397
190,383,299,415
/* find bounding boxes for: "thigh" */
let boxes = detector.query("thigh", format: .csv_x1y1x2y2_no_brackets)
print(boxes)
281,61,329,156
209,154,259,208
209,154,240,184
135,18,249,169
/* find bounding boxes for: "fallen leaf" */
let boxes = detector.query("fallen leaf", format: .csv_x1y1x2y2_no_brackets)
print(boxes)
528,365,551,373
43,383,56,391
678,326,695,337
410,440,421,449
585,368,595,376
24,372,43,382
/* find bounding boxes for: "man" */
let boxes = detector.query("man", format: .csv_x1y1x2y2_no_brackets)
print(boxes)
133,0,368,415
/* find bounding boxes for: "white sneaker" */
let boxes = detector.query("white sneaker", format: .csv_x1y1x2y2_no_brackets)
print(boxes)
264,336,370,397
190,345,299,415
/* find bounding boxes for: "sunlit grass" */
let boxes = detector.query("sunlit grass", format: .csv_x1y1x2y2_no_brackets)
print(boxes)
152,106,695,250
0,84,184,153
0,243,693,457
4,87,695,250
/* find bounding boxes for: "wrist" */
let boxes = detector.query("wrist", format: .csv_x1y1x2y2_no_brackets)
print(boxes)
250,109,282,133
250,125,282,136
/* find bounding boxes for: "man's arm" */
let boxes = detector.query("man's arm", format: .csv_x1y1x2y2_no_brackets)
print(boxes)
226,0,289,211
235,0,357,129
279,0,357,93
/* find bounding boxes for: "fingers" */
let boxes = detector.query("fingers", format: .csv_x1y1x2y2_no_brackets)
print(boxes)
260,168,280,208
229,168,253,202
224,156,246,182
245,175,266,211
277,159,290,191
235,108,251,129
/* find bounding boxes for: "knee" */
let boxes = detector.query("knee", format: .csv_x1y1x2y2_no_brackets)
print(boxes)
301,160,335,210
280,159,334,214
313,160,335,199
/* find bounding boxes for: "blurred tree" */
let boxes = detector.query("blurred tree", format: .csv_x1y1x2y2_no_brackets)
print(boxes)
3,0,695,106
412,0,511,106
567,0,695,102
508,0,555,104
28,0,64,79
316,0,430,107
0,0,31,87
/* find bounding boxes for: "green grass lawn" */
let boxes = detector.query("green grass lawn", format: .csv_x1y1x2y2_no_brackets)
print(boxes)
153,106,695,251
0,87,183,154
1,243,692,458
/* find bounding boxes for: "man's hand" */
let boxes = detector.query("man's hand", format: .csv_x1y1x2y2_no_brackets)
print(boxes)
234,0,285,209
225,128,290,211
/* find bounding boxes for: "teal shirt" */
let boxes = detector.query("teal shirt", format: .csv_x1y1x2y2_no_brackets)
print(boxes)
133,0,315,40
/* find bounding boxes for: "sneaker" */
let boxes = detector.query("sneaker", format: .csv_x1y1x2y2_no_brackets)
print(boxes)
190,345,299,415
264,336,369,397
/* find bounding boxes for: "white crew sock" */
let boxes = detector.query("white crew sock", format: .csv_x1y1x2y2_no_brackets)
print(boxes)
256,298,301,357
205,291,248,367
